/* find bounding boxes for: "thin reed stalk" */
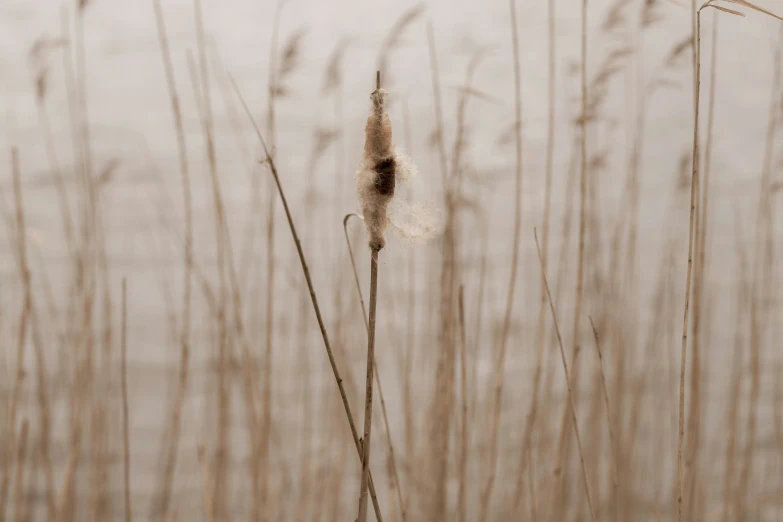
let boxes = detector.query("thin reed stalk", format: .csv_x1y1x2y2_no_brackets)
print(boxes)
678,8,702,521
425,22,457,517
12,420,29,522
357,244,380,522
535,230,597,522
589,316,618,522
121,279,131,522
545,1,589,516
722,218,748,522
261,2,286,509
197,443,214,522
190,2,232,514
343,213,406,522
478,0,523,518
150,1,194,518
739,24,783,518
457,285,468,522
0,148,31,522
512,0,556,506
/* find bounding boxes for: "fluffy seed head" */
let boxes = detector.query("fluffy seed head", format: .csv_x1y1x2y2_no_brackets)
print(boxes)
357,86,436,250
357,88,395,250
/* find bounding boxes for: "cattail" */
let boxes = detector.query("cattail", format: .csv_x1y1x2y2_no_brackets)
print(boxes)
357,86,395,250
357,83,420,250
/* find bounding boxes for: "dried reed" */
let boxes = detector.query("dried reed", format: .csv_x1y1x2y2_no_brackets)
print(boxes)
536,229,597,522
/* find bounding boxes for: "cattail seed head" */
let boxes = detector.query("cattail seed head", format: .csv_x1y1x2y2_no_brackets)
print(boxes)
357,85,435,249
357,88,396,250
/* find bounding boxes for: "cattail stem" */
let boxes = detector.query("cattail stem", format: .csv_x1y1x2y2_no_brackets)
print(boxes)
358,246,380,522
121,279,131,522
344,213,407,522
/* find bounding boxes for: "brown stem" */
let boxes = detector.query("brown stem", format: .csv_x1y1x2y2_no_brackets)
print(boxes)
535,230,596,522
358,247,380,522
121,280,132,522
149,1,193,518
343,213,406,522
478,0,523,518
679,8,702,522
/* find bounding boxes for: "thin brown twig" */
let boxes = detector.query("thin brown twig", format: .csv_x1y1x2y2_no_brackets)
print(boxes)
197,442,214,522
588,316,619,522
478,0,524,518
0,148,31,522
121,279,131,522
679,7,703,521
12,420,29,522
512,0,556,507
357,244,380,522
457,285,468,522
149,1,194,518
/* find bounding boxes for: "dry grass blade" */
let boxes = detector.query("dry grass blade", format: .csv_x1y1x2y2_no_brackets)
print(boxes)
709,5,745,16
457,285,468,522
589,316,619,522
722,0,783,21
230,74,385,522
150,1,194,518
1,148,31,522
121,279,131,522
678,7,703,522
535,229,597,522
477,0,524,518
197,443,214,522
343,214,369,327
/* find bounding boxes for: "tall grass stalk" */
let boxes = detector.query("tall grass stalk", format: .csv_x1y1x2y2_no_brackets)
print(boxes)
457,285,468,522
150,1,194,518
261,2,286,509
12,420,29,522
589,316,618,522
678,7,703,520
478,0,523,518
357,242,381,522
512,0,556,507
121,279,131,522
0,149,31,522
536,229,596,522
679,5,783,521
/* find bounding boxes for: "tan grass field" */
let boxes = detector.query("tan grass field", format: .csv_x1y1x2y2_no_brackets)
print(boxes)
1,0,782,520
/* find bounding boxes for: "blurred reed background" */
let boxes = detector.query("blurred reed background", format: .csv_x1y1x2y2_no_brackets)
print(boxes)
0,0,782,520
